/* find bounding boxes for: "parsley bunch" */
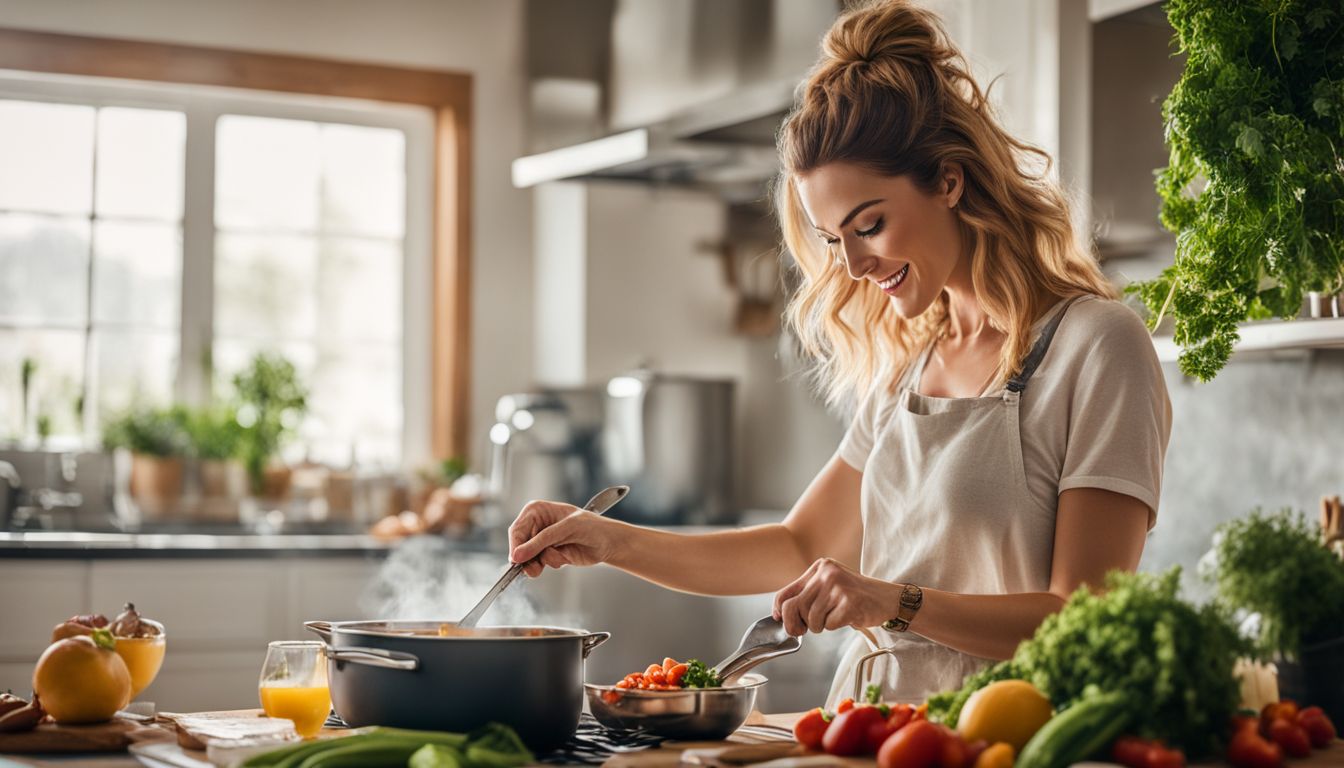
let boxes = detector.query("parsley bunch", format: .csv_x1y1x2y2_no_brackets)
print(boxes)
680,659,722,688
929,569,1246,757
1129,0,1344,380
1203,507,1344,658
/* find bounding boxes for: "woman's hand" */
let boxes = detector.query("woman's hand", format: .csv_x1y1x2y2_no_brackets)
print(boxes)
772,557,903,636
507,500,619,577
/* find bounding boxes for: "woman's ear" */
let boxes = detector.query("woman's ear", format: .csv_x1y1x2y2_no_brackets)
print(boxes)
942,163,964,208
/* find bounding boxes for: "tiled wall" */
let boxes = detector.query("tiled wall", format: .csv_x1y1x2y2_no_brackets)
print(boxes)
1141,351,1344,597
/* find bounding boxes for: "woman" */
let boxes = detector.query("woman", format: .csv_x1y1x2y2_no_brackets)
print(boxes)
508,0,1171,704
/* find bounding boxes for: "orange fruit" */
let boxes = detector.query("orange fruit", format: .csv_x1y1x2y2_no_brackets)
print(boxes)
33,629,132,723
956,679,1053,753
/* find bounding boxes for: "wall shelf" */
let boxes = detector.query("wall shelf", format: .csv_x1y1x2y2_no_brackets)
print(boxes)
1153,318,1344,362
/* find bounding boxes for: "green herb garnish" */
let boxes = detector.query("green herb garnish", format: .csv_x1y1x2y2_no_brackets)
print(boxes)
1128,0,1344,381
680,659,722,688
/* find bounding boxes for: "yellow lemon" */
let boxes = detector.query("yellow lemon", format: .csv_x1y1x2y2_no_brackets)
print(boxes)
956,679,1054,752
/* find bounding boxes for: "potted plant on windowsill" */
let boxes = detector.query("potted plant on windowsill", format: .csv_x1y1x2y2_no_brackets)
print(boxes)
102,406,190,518
1203,508,1344,724
231,353,308,503
184,406,247,503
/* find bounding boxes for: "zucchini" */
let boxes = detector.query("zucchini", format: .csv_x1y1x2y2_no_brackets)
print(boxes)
1016,692,1132,768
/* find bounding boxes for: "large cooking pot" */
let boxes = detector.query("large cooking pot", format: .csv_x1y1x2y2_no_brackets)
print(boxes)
305,620,610,749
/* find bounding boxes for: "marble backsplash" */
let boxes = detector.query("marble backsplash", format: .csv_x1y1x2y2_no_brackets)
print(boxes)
1141,350,1344,597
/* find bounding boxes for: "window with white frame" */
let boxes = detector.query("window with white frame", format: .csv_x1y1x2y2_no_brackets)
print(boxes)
0,74,431,467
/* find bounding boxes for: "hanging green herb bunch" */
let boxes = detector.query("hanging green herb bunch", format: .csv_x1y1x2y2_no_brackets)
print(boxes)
1128,0,1344,380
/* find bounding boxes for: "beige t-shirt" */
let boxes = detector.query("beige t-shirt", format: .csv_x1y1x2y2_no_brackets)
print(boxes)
840,295,1172,530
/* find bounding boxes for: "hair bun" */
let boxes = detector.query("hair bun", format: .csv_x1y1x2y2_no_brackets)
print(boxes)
821,0,944,69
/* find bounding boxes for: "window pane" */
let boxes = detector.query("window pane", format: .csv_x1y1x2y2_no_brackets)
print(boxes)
309,342,401,465
93,221,181,329
0,329,85,441
216,115,319,231
319,237,401,343
320,124,405,237
0,214,89,327
91,329,178,418
0,100,94,215
215,233,318,340
96,107,186,221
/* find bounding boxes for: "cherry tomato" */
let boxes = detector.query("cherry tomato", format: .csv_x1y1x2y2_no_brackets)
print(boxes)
823,706,887,756
1227,729,1284,768
937,726,969,768
793,708,831,751
1113,736,1152,768
836,697,856,714
662,657,677,672
1261,701,1300,734
1146,744,1186,768
1296,707,1337,748
877,720,943,768
645,663,663,678
666,663,689,687
1267,718,1312,759
963,739,989,768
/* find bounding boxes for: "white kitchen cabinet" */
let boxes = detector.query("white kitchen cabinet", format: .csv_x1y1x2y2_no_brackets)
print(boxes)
282,558,384,639
0,561,90,658
90,560,287,651
146,650,265,714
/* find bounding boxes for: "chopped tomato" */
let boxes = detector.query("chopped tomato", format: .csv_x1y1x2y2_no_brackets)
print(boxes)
665,663,689,687
793,708,830,751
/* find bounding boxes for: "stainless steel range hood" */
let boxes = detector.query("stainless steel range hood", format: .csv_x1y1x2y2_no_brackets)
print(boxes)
511,77,796,200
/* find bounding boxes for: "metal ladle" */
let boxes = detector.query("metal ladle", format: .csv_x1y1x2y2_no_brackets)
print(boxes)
713,615,803,685
457,485,629,629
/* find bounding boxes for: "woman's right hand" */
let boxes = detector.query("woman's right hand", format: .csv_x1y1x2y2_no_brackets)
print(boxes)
507,500,618,577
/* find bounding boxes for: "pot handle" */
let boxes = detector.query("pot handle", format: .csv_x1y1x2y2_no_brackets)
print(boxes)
304,620,334,643
582,631,611,659
852,647,898,701
326,646,420,672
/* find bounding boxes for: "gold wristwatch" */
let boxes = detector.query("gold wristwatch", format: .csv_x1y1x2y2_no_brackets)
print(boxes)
881,583,923,632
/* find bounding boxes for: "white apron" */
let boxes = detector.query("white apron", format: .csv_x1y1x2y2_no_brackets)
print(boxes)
826,297,1080,706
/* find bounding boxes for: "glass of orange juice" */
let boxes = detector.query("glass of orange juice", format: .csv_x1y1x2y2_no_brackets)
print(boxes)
258,641,330,739
115,620,167,699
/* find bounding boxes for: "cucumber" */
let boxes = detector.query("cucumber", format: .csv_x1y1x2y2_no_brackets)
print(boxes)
294,742,420,768
1016,692,1132,768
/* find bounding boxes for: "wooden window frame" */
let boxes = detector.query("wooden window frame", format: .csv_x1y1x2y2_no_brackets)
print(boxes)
0,27,473,460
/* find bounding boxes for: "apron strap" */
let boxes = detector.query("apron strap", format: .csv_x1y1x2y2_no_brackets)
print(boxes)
1005,295,1084,394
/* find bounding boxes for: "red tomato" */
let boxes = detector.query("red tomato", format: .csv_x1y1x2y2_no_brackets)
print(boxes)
887,704,914,732
1261,701,1300,733
836,697,856,714
1227,729,1285,768
877,720,943,768
1146,744,1186,768
1112,736,1151,768
662,657,677,672
823,706,887,756
1296,707,1337,748
1267,718,1312,759
649,668,667,686
644,664,663,679
937,727,969,768
963,739,989,768
793,708,830,751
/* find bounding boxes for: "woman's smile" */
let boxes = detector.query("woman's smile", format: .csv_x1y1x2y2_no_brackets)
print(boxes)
876,263,910,294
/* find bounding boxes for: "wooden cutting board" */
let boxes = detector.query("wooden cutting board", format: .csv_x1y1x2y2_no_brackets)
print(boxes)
0,718,164,754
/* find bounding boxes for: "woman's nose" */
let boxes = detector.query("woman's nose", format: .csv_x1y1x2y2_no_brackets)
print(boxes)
839,241,877,281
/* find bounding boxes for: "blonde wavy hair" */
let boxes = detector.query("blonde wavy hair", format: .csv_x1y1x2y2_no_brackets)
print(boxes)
776,0,1114,408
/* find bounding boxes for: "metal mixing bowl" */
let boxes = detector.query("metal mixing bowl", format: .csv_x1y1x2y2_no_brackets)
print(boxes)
584,673,767,740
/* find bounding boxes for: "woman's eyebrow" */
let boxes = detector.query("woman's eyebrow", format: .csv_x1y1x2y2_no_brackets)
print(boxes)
813,199,885,235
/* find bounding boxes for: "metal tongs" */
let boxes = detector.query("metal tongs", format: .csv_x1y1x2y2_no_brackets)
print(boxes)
712,615,803,685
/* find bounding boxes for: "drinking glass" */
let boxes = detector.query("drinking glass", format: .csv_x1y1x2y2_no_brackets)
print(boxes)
258,641,330,738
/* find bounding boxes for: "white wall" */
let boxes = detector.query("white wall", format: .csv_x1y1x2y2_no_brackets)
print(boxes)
0,0,532,468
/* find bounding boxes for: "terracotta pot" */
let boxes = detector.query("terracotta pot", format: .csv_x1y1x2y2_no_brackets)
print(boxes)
129,454,184,518
260,464,292,501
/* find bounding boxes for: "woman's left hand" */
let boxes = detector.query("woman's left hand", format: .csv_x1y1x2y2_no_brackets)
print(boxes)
772,557,903,636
